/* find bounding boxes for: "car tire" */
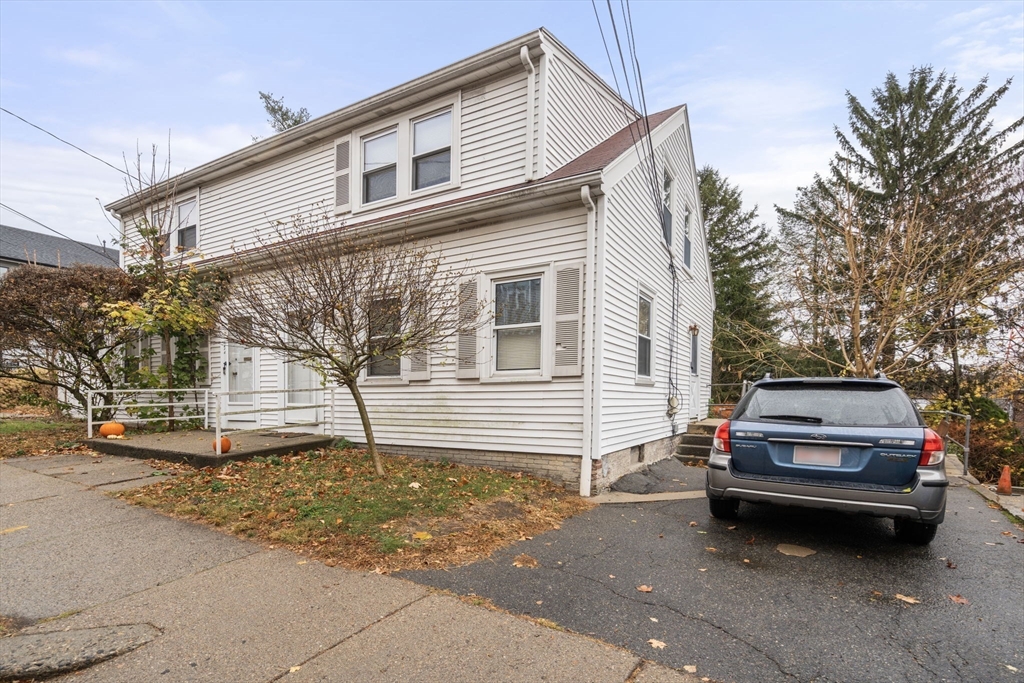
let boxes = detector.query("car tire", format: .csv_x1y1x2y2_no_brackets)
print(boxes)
709,497,740,520
893,517,938,545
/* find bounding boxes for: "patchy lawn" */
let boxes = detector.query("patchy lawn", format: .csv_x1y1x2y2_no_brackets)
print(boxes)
0,418,87,459
119,448,592,572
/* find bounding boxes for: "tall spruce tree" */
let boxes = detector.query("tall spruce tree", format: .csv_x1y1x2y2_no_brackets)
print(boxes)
698,166,779,401
779,68,1024,391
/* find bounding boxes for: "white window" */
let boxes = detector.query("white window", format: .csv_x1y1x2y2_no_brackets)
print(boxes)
349,98,459,213
154,198,199,256
362,129,398,204
661,171,673,247
683,206,692,269
367,297,402,377
637,293,653,378
690,328,699,376
493,277,542,372
0,265,8,278
412,110,452,190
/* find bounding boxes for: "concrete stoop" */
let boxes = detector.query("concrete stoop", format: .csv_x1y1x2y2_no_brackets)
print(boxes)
674,419,720,466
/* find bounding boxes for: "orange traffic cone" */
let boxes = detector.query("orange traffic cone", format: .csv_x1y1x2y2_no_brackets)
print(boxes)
996,465,1012,496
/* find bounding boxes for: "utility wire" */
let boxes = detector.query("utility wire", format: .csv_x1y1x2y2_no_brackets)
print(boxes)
0,107,126,176
0,202,119,265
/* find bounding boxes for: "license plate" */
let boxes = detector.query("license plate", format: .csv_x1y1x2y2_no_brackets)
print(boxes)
793,445,842,467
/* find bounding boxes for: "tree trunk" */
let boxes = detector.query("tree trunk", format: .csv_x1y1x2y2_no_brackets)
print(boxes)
164,330,176,431
345,379,385,476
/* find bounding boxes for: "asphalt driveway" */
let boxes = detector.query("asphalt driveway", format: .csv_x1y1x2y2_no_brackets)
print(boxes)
402,470,1024,683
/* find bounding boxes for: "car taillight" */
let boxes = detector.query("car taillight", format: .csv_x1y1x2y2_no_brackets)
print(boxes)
919,428,945,466
713,420,731,453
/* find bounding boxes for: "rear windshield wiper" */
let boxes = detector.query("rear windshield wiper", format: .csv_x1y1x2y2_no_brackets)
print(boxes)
757,414,824,424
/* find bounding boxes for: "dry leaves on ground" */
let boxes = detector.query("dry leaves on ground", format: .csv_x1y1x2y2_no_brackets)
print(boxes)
647,639,666,649
895,594,921,605
637,585,653,593
512,553,538,568
948,594,970,605
777,544,816,557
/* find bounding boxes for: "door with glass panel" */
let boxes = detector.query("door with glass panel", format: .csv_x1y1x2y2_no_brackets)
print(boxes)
226,341,256,423
688,330,701,420
285,358,321,426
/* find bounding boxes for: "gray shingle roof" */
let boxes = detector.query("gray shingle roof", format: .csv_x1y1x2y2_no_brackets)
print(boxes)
0,224,119,268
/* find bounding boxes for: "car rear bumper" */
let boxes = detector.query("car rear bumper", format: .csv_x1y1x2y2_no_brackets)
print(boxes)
706,450,947,523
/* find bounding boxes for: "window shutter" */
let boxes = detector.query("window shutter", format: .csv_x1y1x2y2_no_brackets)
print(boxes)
334,138,351,212
553,262,583,377
457,279,479,379
408,349,430,381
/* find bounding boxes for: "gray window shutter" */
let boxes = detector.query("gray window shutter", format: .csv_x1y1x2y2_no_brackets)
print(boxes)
334,138,351,212
457,279,479,379
408,349,430,381
553,262,583,377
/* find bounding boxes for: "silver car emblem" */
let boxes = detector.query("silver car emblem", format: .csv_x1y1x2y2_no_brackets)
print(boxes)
810,433,828,440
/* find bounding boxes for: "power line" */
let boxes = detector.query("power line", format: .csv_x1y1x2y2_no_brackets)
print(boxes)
0,202,120,266
0,107,126,176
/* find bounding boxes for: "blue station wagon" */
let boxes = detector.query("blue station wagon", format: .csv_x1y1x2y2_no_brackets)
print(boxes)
705,377,947,544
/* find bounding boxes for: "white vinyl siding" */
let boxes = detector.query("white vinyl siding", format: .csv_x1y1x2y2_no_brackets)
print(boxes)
543,53,633,175
600,119,714,454
460,71,529,190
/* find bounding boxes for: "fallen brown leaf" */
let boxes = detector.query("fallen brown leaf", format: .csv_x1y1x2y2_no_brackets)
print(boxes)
705,547,717,552
948,594,970,605
512,553,538,568
637,585,653,593
683,665,697,673
745,536,756,545
648,639,666,649
895,594,921,605
946,560,957,569
688,521,698,527
727,525,737,530
777,543,815,557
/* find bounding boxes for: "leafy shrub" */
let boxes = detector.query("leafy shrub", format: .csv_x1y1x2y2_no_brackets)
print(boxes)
947,418,1023,486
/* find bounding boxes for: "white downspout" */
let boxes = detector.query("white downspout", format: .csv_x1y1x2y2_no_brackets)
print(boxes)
520,45,536,182
580,185,597,496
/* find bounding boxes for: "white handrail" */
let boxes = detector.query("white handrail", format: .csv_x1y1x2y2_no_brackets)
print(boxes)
87,388,210,438
215,386,337,456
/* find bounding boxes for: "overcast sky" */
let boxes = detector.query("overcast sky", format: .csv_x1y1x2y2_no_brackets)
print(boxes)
1,0,1021,249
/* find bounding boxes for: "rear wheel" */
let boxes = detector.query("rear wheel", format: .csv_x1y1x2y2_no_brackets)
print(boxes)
894,517,938,545
709,497,740,520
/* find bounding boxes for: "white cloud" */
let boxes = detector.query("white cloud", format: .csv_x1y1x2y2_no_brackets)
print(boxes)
937,4,1024,78
53,46,131,72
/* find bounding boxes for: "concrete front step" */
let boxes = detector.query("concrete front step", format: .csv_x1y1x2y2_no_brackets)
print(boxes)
687,419,724,435
679,434,713,447
676,443,712,457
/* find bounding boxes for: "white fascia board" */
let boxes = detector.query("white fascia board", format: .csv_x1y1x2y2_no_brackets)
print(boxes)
599,105,690,189
105,30,548,214
679,106,717,312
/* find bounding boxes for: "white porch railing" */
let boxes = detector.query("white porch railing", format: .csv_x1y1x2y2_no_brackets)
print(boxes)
213,387,338,455
86,388,210,438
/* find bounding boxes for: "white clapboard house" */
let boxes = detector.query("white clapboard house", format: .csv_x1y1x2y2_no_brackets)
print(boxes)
105,29,714,495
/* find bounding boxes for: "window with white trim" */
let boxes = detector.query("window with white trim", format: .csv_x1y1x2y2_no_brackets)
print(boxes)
493,277,542,372
661,170,673,247
368,297,402,377
362,129,398,204
412,110,452,190
350,99,459,212
154,198,198,256
637,293,653,378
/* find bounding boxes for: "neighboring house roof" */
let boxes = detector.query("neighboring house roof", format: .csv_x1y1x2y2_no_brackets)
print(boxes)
0,224,119,268
544,106,684,182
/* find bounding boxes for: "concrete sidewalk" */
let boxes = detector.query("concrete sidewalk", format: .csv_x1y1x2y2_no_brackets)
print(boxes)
0,454,698,682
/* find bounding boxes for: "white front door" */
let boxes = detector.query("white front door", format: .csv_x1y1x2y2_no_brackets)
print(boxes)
688,330,701,421
226,342,256,423
285,359,320,426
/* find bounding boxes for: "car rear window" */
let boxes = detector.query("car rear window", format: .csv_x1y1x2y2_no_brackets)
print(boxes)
735,384,922,427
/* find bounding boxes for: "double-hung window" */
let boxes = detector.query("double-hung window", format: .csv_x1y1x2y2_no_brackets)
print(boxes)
661,171,674,247
363,129,398,204
412,110,452,190
154,199,198,256
368,297,402,377
494,277,542,372
176,199,197,251
637,293,653,378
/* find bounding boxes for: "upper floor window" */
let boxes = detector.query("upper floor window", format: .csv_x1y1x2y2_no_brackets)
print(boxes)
368,297,402,377
363,130,398,204
155,198,198,256
683,206,692,269
661,171,673,247
349,98,459,213
413,110,452,190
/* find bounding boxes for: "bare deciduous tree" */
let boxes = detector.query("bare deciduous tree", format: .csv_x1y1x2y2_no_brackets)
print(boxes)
221,210,480,476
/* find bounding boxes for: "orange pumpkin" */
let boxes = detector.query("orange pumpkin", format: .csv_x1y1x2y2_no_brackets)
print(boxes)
98,422,125,437
213,437,232,454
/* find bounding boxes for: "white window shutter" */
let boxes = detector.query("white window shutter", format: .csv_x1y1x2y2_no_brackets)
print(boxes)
553,262,583,377
457,279,479,379
334,138,351,212
408,349,430,381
